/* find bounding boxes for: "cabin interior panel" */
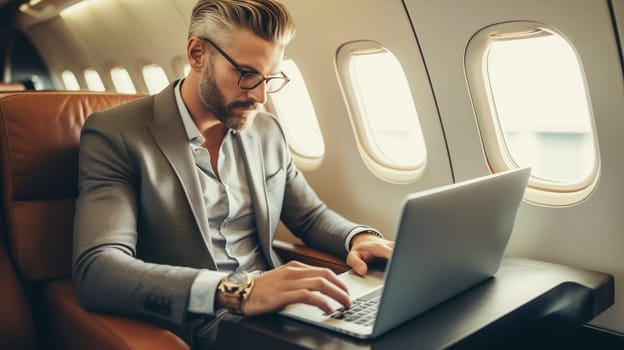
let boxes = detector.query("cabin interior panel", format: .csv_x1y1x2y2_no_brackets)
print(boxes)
275,0,454,239
404,0,624,334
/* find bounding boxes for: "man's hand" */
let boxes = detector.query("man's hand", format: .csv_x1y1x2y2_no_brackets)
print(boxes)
347,233,394,276
240,261,352,316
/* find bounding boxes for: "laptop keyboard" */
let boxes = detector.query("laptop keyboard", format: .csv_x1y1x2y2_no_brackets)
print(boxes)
328,289,382,327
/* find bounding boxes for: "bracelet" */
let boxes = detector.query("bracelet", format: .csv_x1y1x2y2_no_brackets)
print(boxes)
363,230,383,239
350,230,383,250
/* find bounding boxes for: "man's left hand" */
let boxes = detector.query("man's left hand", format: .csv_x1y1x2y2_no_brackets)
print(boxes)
346,233,394,276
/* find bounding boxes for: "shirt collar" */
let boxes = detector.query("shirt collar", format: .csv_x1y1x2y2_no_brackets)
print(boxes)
174,79,205,147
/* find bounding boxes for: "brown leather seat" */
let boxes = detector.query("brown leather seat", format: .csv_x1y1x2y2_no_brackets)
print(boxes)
0,91,189,349
0,230,36,350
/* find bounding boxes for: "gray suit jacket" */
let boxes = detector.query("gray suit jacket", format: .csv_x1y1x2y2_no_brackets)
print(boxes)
73,82,364,334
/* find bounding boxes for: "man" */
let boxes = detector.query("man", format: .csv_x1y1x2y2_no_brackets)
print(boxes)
73,0,393,346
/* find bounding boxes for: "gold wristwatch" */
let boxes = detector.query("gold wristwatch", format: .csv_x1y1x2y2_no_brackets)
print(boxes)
217,271,254,315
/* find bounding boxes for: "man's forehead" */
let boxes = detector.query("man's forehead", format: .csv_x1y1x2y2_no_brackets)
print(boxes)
225,30,285,74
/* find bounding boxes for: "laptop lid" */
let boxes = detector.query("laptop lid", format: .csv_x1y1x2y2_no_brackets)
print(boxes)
280,167,530,339
371,167,530,337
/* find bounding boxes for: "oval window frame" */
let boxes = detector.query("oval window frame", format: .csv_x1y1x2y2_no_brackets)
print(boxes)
335,40,428,184
465,21,601,206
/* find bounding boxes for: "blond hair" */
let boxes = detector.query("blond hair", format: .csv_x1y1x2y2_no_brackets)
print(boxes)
189,0,296,47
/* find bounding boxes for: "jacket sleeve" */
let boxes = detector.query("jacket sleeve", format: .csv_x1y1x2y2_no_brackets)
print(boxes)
264,117,369,259
72,112,213,333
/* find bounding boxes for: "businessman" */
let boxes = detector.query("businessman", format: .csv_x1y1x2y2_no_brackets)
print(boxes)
73,0,393,347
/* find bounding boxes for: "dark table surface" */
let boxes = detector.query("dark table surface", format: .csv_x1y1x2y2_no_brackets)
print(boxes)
217,257,614,350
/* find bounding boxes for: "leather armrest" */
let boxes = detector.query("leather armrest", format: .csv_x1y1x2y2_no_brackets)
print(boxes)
44,279,189,350
273,239,350,274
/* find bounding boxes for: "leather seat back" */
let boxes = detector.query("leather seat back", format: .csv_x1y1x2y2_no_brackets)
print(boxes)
0,92,143,281
0,91,193,350
0,231,36,349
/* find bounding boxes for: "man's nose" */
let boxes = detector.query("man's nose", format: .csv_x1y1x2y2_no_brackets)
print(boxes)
246,81,268,105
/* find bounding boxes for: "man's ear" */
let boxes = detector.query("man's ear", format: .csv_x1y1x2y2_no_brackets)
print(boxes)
187,37,206,73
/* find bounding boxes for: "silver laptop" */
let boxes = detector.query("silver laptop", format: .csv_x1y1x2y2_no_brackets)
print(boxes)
279,167,530,339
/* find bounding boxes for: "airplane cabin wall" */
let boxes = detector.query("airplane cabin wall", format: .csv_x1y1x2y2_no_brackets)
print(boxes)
24,0,195,92
613,0,624,67
404,0,624,333
276,0,453,239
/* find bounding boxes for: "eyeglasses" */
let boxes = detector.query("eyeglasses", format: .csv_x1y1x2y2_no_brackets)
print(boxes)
200,37,290,94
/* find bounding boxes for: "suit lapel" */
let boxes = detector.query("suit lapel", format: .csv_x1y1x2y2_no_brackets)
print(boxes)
236,130,278,267
146,82,216,265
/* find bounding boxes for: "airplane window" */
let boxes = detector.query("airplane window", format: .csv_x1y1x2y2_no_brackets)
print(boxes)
110,67,137,94
61,70,80,91
142,65,169,95
466,23,599,205
337,42,427,183
183,64,191,77
268,59,325,168
83,68,106,92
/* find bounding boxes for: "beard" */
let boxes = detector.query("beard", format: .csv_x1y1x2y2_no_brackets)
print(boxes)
198,68,258,131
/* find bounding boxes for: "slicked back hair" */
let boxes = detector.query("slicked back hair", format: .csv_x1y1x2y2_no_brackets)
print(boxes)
189,0,296,47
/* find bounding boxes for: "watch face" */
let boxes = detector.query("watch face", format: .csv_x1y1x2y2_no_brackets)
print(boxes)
228,271,250,286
